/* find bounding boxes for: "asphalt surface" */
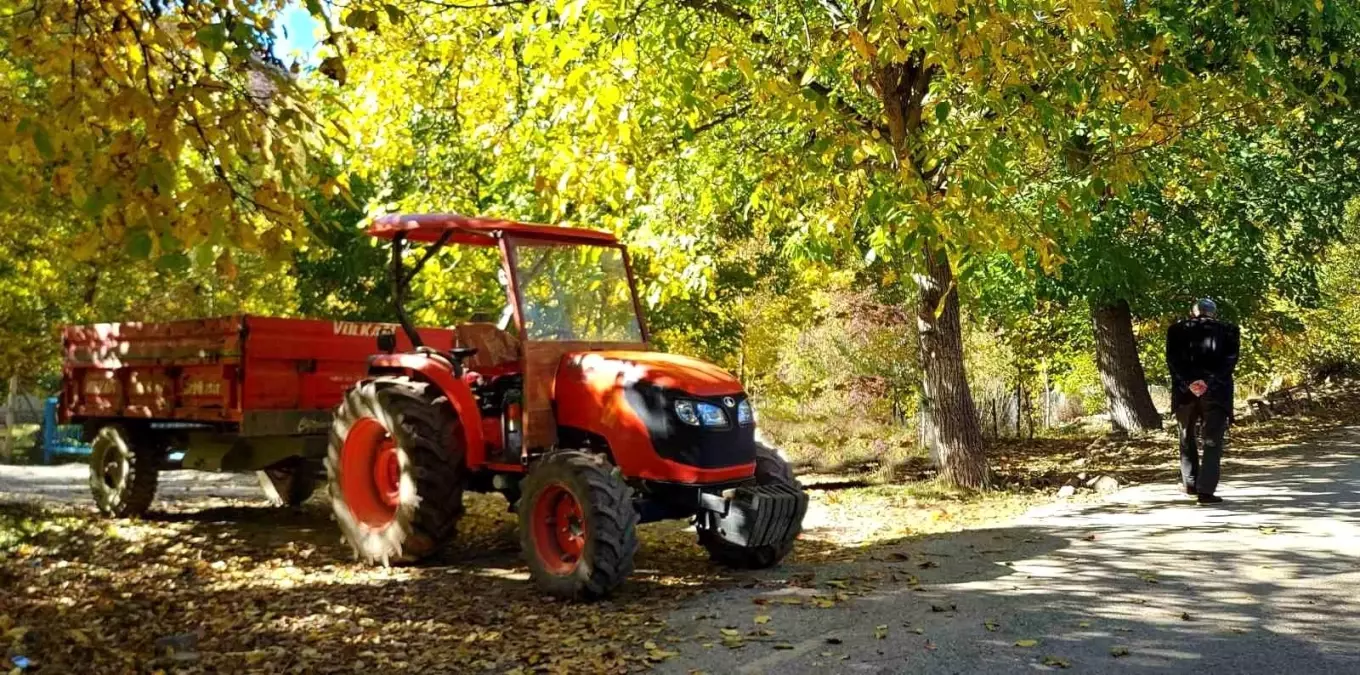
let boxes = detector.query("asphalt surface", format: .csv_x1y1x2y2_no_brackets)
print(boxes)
0,463,267,505
657,427,1360,674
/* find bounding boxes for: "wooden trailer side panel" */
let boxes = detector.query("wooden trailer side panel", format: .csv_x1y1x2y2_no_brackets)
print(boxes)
61,316,455,426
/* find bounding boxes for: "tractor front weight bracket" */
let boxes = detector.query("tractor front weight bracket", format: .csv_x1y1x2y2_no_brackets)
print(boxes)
695,483,808,550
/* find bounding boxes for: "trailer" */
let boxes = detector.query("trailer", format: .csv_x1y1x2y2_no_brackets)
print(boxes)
60,316,454,516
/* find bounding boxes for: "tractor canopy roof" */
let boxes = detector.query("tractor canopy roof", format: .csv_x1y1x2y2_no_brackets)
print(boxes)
368,213,619,247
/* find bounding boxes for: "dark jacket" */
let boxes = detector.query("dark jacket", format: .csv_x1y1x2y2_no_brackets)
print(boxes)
1166,317,1240,407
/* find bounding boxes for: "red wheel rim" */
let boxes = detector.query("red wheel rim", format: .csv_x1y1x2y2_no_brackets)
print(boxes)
375,445,402,507
340,417,400,528
531,483,586,574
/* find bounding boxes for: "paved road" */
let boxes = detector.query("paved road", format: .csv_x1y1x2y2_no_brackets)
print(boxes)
659,427,1360,674
0,463,267,506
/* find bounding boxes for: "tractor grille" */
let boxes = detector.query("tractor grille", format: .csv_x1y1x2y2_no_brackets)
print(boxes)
623,384,756,469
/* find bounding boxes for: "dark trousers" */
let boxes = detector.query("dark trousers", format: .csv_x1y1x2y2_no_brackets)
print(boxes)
1175,397,1230,496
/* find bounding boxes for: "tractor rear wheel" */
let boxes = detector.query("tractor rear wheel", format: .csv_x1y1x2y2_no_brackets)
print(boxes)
699,440,804,569
88,424,163,518
519,451,639,600
328,377,467,564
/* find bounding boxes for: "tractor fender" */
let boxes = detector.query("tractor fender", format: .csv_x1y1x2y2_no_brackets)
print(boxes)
369,353,486,469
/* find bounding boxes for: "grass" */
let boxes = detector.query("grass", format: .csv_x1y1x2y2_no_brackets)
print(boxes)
1,423,41,464
761,414,927,483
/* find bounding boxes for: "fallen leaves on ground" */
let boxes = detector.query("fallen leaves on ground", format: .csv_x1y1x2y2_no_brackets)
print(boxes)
1041,655,1071,668
0,496,729,673
982,381,1360,493
1015,639,1039,647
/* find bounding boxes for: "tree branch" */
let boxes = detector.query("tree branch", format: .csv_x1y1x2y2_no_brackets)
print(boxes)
672,0,755,24
410,0,531,9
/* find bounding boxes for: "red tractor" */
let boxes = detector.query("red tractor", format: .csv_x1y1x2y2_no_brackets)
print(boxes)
329,214,807,598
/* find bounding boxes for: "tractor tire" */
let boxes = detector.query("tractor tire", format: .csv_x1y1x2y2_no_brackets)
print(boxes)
327,377,467,565
88,424,163,518
699,440,804,569
518,451,639,600
257,462,319,507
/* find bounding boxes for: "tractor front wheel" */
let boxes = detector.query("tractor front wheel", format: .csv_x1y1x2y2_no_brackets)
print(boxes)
518,451,639,600
328,377,466,564
88,424,163,518
699,440,804,569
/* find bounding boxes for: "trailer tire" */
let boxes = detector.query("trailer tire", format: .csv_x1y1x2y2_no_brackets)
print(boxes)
699,441,804,569
88,424,163,518
328,377,466,564
519,451,639,600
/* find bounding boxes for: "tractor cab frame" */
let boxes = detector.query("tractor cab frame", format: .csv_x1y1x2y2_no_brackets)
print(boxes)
375,214,650,465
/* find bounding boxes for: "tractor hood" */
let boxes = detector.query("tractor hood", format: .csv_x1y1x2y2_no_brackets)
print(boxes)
565,350,742,397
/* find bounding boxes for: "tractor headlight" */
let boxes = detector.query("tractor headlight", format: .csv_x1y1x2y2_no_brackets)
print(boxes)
674,400,701,426
674,399,731,428
696,402,730,428
737,399,755,426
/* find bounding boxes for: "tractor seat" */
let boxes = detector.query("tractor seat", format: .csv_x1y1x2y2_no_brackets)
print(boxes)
455,322,520,368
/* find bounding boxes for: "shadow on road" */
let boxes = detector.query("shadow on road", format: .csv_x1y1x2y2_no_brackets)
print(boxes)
655,429,1360,674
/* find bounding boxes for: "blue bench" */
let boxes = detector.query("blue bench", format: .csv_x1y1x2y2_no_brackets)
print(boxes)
39,397,91,464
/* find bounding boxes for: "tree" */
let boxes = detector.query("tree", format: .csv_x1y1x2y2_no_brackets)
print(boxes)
328,0,1358,489
0,0,341,265
1042,108,1360,430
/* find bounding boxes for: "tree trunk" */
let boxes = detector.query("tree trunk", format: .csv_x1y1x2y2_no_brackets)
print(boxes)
1041,360,1050,430
915,247,989,489
1014,365,1022,438
1,374,17,462
1091,300,1163,432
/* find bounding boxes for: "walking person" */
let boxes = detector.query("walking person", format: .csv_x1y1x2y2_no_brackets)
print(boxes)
1165,298,1240,504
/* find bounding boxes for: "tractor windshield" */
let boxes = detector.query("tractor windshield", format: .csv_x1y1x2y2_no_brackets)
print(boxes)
510,240,644,342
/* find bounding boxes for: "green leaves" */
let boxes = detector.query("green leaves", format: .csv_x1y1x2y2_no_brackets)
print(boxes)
934,102,950,124
382,4,407,24
343,9,381,32
194,23,228,53
126,230,154,260
319,56,348,85
31,127,53,160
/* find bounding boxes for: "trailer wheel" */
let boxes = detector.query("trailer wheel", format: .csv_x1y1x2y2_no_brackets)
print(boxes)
328,377,466,564
88,424,163,518
257,462,318,507
518,451,638,600
699,441,804,569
